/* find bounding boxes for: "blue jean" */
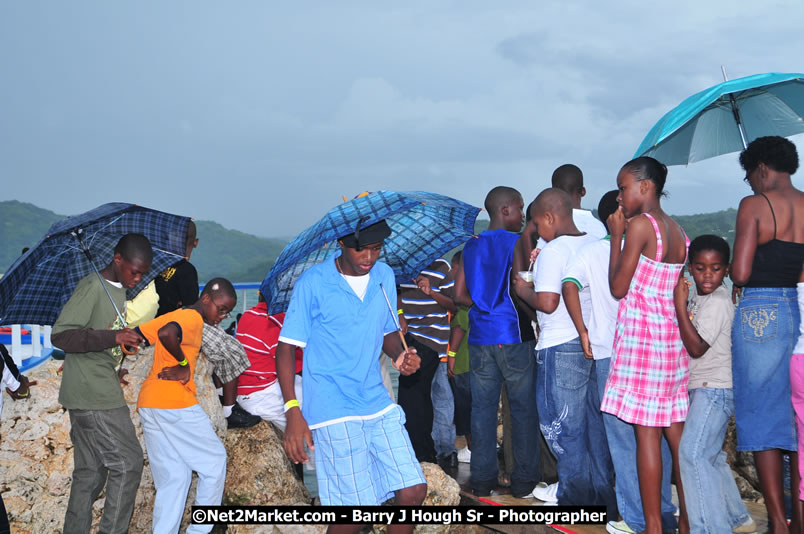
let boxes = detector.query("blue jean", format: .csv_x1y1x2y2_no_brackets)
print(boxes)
596,357,678,532
469,341,539,496
679,388,750,534
536,338,616,514
733,287,799,451
431,361,457,457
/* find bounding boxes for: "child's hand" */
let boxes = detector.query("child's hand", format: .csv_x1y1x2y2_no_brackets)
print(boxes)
607,207,626,237
447,356,456,378
118,367,130,386
284,409,313,465
511,275,532,299
394,347,420,376
674,275,691,309
158,364,191,384
580,331,594,360
7,375,36,400
115,328,143,354
415,276,433,296
529,248,541,263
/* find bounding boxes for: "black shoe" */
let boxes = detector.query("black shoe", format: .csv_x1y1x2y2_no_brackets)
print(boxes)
227,403,262,429
437,451,458,469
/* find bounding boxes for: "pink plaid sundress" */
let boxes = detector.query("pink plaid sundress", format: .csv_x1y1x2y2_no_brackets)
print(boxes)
600,213,690,427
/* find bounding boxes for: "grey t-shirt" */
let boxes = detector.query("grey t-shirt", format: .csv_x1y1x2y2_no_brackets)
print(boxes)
687,283,734,389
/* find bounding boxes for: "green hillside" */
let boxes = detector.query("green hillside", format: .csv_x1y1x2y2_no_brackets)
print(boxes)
0,201,287,283
0,200,742,284
192,221,286,282
0,200,64,270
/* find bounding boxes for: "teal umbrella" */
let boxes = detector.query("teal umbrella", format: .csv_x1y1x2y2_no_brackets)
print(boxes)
635,71,804,165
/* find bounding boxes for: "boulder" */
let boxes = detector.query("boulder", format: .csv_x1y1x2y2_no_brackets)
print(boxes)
0,346,303,533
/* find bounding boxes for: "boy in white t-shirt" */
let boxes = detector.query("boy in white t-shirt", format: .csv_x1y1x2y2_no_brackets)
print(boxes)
512,188,613,511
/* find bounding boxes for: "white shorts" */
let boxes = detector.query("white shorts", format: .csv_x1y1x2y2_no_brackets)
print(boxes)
237,375,303,431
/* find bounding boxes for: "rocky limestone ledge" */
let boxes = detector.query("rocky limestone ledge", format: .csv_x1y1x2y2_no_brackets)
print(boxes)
0,346,306,533
228,462,460,534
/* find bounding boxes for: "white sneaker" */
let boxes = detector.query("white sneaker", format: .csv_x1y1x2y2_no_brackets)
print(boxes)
457,446,471,464
606,520,636,534
530,481,559,503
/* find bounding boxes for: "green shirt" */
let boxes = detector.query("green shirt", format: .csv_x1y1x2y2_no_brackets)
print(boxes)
450,307,471,375
54,274,127,410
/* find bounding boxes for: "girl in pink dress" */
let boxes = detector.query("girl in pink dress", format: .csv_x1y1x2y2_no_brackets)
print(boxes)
600,157,690,534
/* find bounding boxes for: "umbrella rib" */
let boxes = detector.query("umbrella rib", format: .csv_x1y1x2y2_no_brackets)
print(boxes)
86,214,126,248
37,245,83,266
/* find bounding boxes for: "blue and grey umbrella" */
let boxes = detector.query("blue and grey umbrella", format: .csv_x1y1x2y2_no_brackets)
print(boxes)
635,71,804,165
261,190,481,314
0,203,190,326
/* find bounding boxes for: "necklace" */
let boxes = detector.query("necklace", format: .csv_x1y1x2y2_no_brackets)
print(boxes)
336,256,343,275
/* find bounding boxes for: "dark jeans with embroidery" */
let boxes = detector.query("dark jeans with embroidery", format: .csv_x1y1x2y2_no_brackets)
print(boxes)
536,337,616,515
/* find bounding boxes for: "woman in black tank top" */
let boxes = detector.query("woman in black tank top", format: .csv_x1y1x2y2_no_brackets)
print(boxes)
731,136,804,534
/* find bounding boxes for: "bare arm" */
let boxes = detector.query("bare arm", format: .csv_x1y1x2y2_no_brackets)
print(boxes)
673,277,710,358
512,275,560,313
453,259,473,307
562,281,593,359
731,196,760,287
156,322,191,384
609,212,649,299
277,341,312,464
382,332,421,375
415,276,457,313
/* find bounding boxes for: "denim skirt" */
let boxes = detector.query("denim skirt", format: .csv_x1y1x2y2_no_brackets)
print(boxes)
732,287,799,451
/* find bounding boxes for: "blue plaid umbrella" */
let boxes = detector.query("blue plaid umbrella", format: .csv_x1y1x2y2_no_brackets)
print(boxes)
261,191,481,314
0,203,190,326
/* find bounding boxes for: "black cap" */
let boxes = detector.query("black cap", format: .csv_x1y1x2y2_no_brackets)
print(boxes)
339,219,391,250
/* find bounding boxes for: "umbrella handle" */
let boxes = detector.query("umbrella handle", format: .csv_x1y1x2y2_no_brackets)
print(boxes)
120,343,138,356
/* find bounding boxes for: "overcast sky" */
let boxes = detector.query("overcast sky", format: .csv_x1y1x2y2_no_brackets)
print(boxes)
2,1,803,237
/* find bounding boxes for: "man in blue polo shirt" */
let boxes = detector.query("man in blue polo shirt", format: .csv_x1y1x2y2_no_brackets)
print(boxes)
275,219,426,532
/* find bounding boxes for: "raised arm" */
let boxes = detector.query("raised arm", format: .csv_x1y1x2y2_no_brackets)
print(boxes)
609,212,649,299
673,277,710,358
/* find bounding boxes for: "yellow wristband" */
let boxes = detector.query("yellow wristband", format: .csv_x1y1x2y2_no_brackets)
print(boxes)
447,351,456,358
397,309,404,315
178,359,188,367
284,399,300,413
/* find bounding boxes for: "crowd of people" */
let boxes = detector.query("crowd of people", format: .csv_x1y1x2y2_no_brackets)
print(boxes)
3,135,804,534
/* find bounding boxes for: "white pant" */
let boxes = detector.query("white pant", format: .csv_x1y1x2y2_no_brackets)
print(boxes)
237,375,303,431
139,405,226,534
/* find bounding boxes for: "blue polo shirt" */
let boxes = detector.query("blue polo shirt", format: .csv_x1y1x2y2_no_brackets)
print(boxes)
463,229,523,345
279,254,399,428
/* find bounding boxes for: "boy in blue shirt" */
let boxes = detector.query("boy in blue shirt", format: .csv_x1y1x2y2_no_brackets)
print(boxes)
453,186,540,498
276,219,426,534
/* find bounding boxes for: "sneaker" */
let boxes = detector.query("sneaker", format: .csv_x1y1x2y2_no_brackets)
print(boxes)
606,520,636,534
733,518,757,533
227,403,262,428
530,481,559,503
457,446,471,463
